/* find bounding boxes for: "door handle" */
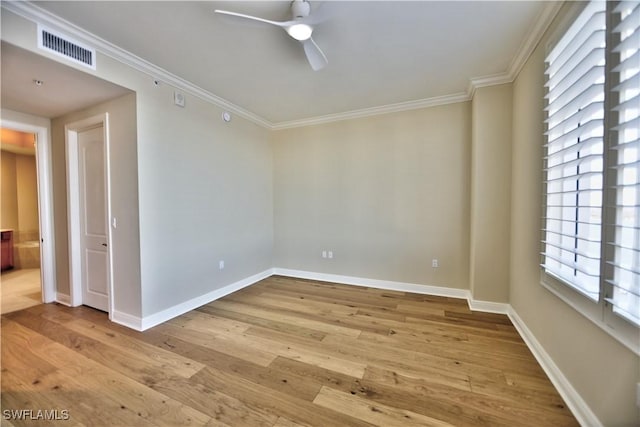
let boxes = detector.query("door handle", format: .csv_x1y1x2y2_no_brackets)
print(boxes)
101,243,107,247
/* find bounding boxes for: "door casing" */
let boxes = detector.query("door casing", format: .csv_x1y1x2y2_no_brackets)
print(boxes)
65,113,114,316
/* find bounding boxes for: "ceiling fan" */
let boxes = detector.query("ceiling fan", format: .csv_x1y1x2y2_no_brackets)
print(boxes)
214,0,328,71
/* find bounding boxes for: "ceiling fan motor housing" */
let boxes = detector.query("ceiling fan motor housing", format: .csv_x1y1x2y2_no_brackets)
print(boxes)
291,0,311,19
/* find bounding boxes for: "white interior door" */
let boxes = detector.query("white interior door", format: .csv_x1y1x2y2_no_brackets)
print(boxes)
77,125,109,311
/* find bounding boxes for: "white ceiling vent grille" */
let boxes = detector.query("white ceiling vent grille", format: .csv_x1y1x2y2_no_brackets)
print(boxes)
37,25,96,70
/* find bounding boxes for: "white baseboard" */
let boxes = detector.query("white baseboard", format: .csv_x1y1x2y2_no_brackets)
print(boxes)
138,268,274,331
272,268,470,300
507,307,603,427
111,310,143,331
467,298,509,314
55,293,71,306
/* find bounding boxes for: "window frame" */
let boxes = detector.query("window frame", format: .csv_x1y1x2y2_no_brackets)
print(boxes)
541,1,640,355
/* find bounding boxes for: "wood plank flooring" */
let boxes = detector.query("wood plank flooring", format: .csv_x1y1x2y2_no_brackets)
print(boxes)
1,268,41,315
0,275,578,426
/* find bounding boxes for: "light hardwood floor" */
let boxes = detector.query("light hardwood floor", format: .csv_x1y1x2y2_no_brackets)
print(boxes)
1,276,578,426
1,268,41,315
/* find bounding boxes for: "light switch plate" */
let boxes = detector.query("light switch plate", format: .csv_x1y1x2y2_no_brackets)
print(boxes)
174,91,185,107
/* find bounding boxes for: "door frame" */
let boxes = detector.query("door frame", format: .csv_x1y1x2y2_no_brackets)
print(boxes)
65,113,114,315
0,117,56,304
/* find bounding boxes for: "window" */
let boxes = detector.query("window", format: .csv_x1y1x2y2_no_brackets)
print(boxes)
542,1,639,353
606,0,640,327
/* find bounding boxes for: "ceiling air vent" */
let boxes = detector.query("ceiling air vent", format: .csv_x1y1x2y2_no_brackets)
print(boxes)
37,26,96,70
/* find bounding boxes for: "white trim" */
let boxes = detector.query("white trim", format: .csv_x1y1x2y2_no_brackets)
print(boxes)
55,293,71,306
64,113,113,313
272,268,470,300
138,268,274,331
1,1,561,131
102,115,115,318
467,298,510,314
65,124,81,307
270,93,471,130
1,113,56,305
507,307,604,427
506,1,564,82
467,72,513,99
274,268,511,315
111,310,143,331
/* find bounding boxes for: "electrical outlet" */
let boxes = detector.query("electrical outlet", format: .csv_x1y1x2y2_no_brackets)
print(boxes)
432,259,439,268
322,251,327,258
219,260,224,270
328,251,333,259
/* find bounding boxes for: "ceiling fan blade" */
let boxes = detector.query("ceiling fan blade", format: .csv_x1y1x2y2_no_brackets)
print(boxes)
302,37,328,71
214,10,292,28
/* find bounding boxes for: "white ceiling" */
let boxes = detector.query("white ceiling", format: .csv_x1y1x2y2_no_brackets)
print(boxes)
10,1,551,124
1,42,132,118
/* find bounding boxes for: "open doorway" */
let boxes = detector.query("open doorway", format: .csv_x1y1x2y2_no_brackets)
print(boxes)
1,128,42,313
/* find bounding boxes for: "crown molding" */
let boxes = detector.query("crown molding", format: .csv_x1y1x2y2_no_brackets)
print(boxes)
467,72,513,99
2,1,273,129
270,92,471,130
506,1,563,81
3,0,562,131
273,1,562,130
465,1,562,100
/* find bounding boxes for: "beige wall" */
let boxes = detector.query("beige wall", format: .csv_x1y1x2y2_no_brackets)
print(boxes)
51,93,141,316
15,154,39,240
0,151,38,241
135,80,274,316
2,6,638,425
3,9,274,319
469,84,512,303
1,128,35,150
1,151,19,232
510,5,640,425
273,103,471,289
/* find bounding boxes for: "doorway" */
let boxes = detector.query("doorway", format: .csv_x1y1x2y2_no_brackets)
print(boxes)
0,125,55,314
66,114,113,314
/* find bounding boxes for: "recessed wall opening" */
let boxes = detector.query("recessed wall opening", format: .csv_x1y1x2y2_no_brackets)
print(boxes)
1,127,42,314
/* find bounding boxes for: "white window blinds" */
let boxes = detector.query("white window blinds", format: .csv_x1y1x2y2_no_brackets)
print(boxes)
606,0,640,325
543,1,607,300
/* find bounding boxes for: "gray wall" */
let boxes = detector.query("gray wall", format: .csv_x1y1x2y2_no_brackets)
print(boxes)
273,103,471,289
135,83,274,316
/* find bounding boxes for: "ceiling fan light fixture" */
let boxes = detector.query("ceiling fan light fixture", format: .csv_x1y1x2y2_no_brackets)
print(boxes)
287,23,313,41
